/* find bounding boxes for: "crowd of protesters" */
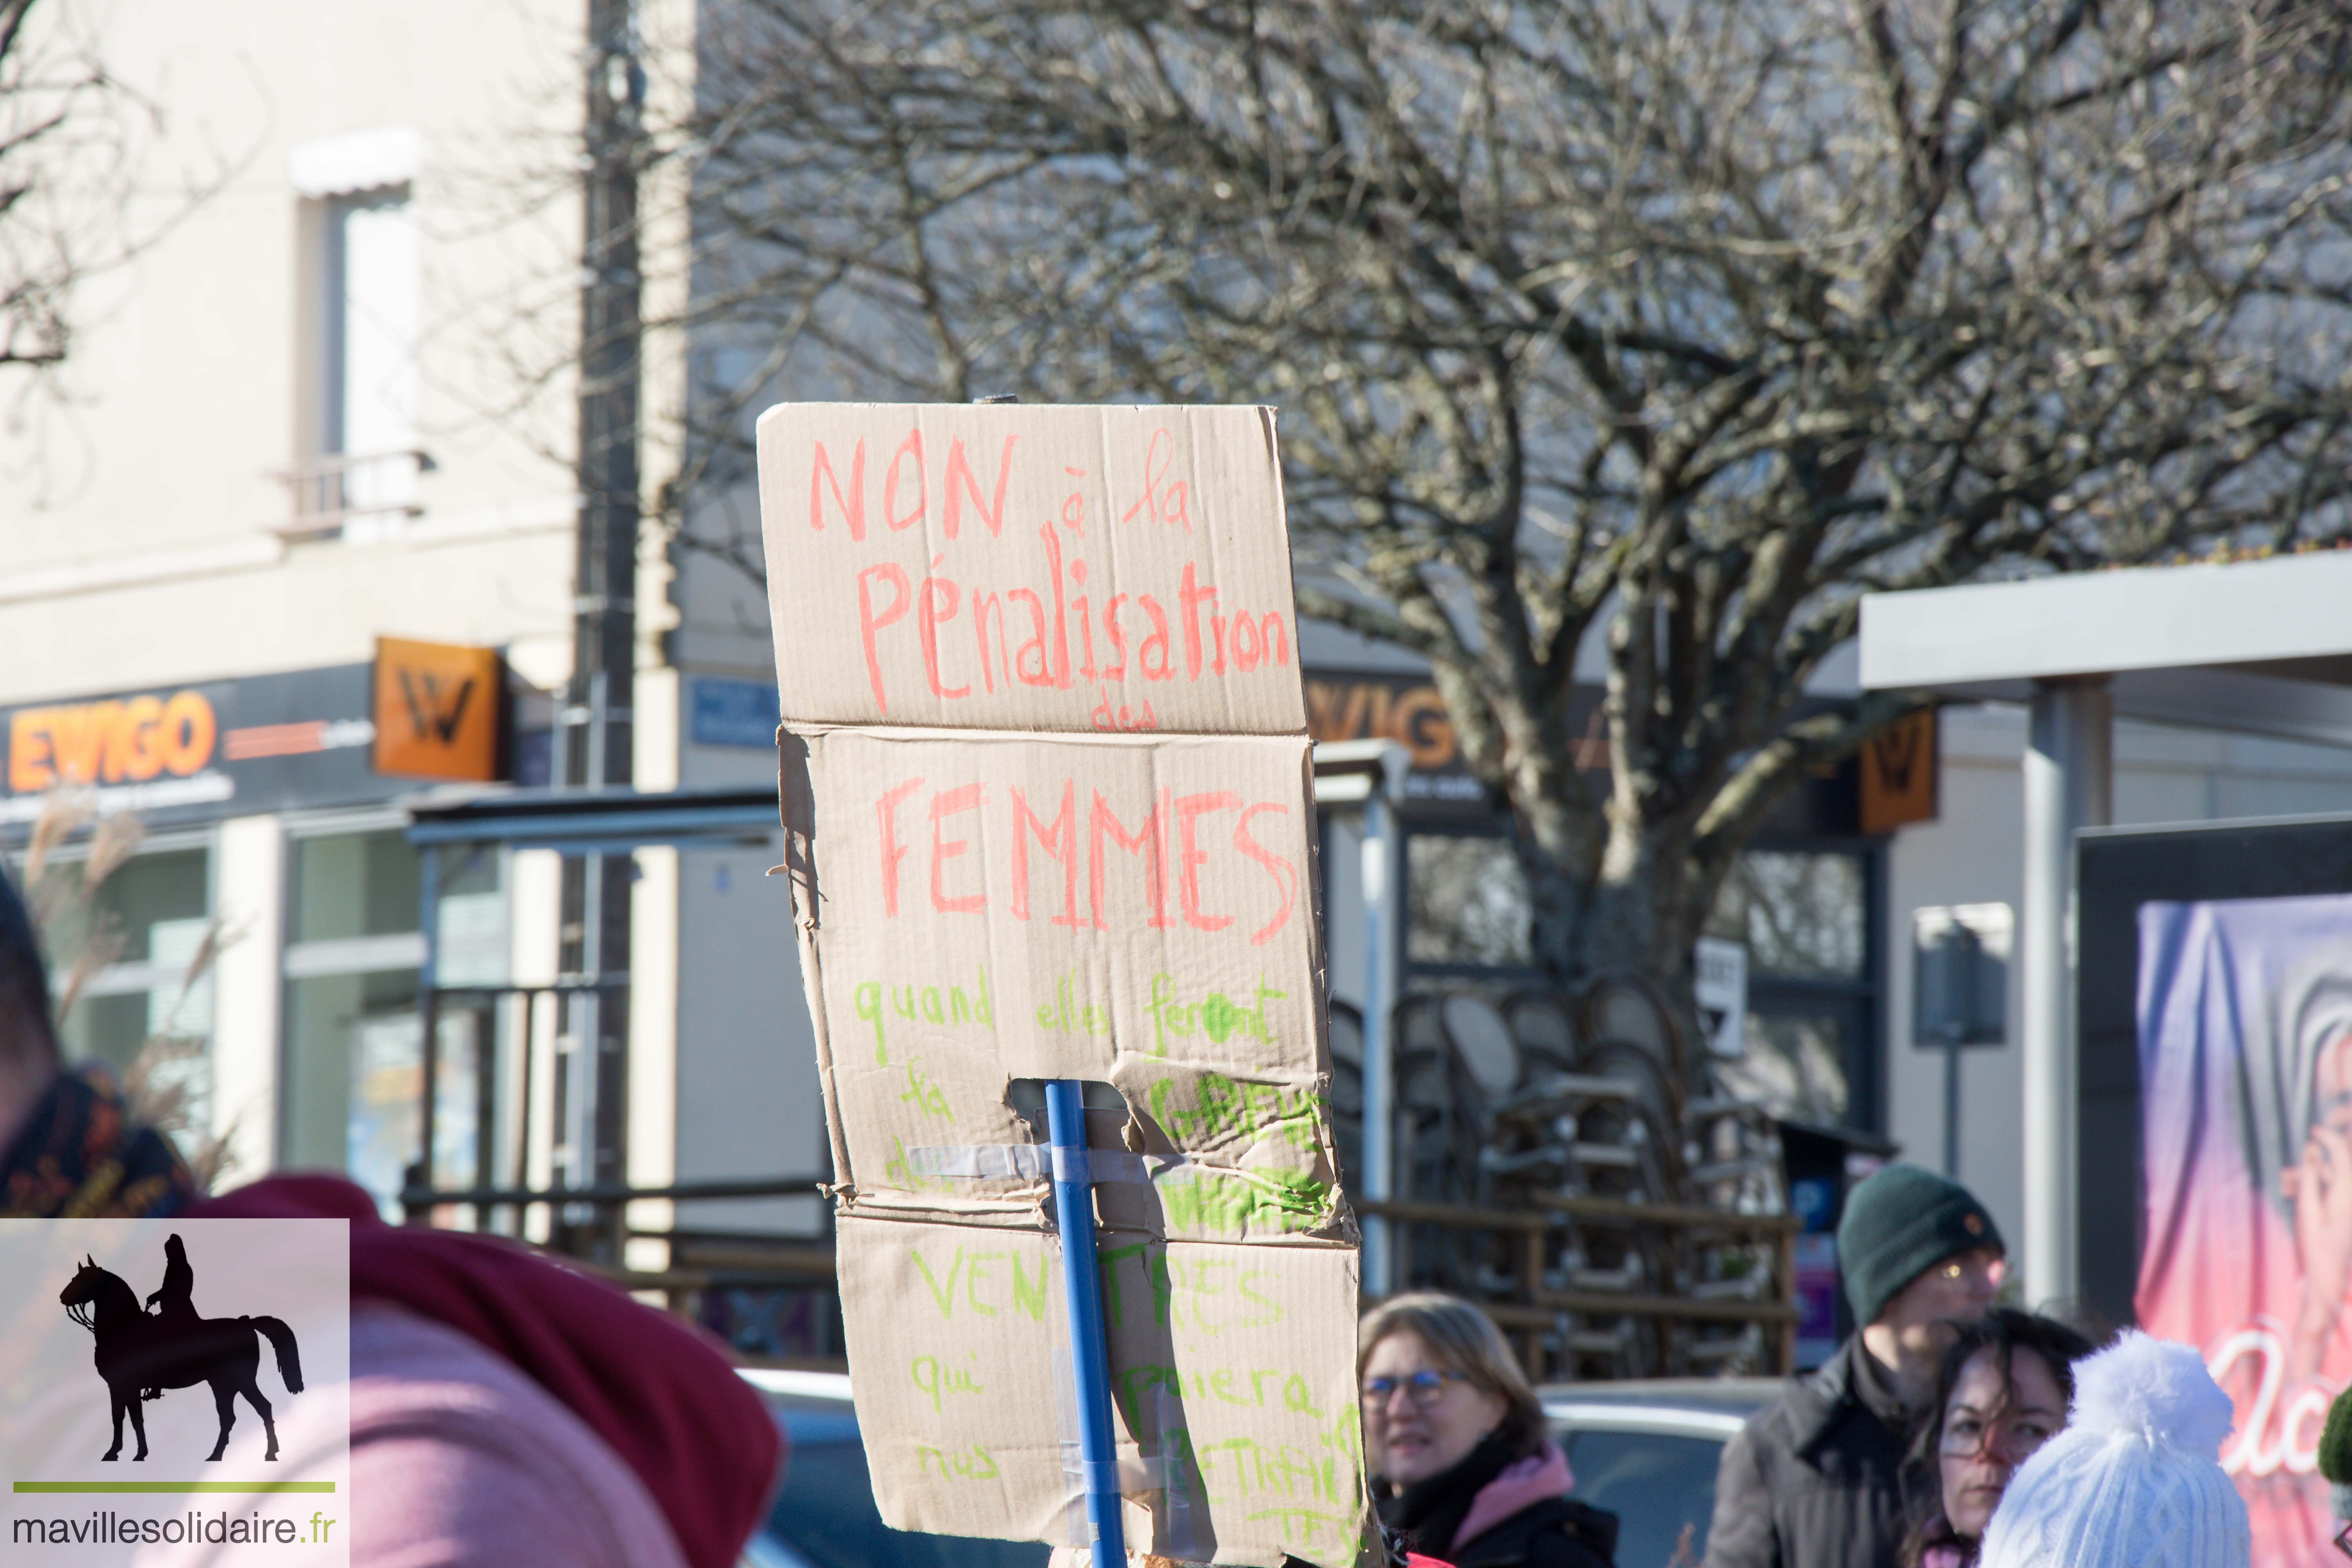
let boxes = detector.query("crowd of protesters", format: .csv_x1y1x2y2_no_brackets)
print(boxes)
2,857,2262,1568
1360,1163,2252,1568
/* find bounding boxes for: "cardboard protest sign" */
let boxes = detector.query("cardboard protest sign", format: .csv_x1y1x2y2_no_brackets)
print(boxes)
837,1212,1365,1565
758,402,1365,1566
757,404,1307,735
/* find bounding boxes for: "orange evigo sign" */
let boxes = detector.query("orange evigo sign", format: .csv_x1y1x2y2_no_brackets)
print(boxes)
6,690,220,792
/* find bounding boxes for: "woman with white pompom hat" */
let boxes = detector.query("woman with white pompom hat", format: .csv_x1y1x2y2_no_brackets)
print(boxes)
1977,1330,2249,1568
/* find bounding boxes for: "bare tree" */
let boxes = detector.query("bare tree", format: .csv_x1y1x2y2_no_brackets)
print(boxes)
0,0,225,387
652,0,2352,1020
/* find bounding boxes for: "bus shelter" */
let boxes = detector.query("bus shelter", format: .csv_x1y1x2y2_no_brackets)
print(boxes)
1859,549,2352,1303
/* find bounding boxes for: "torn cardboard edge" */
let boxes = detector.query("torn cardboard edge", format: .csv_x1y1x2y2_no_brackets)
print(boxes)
838,1145,1360,1249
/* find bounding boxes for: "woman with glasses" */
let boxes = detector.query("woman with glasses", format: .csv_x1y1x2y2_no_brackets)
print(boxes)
1360,1293,1617,1568
1900,1309,2095,1568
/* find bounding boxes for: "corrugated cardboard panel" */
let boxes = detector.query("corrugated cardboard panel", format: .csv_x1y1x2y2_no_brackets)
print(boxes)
779,726,1325,1088
757,404,1307,735
838,1212,1367,1566
780,724,1345,1241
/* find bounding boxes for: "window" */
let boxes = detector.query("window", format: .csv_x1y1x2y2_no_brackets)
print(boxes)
1709,851,1866,980
1713,1007,1860,1124
284,184,422,539
280,831,501,1214
49,846,214,1080
327,192,417,515
1707,849,1878,1128
1392,828,1882,1126
1406,833,1531,967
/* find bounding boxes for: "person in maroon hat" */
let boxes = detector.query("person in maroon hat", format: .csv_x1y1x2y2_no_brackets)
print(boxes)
198,1170,784,1568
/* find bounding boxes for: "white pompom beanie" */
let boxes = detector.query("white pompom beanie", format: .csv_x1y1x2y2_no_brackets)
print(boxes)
1977,1331,2249,1568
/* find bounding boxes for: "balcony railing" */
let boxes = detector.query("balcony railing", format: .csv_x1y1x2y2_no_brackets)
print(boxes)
273,448,434,541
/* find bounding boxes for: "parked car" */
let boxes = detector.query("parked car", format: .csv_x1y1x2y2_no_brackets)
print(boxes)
741,1368,1777,1568
1542,1378,1777,1568
739,1368,1050,1568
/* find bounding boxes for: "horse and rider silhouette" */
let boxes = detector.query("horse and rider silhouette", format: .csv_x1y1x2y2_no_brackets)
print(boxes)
58,1234,303,1463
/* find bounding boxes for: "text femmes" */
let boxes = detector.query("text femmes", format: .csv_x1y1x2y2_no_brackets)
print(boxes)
869,774,1301,946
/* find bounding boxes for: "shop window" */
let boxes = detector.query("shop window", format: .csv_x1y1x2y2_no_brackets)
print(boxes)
1708,851,1866,980
292,829,426,943
1713,1007,1856,1124
51,847,214,1076
1407,834,1531,967
280,831,501,1212
1706,849,1877,1129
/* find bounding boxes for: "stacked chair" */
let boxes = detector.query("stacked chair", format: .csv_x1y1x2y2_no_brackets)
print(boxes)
1341,974,1791,1381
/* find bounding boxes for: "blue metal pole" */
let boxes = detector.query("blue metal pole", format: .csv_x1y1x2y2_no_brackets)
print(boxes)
1044,1079,1127,1568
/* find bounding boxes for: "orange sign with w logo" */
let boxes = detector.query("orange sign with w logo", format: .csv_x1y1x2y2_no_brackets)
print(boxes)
1860,706,1939,836
371,637,503,781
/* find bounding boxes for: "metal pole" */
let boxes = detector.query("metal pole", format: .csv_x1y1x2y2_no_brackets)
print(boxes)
563,0,640,1240
1942,1033,1962,1179
2021,676,2111,1305
1044,1080,1126,1568
417,844,443,1211
1360,770,1404,1296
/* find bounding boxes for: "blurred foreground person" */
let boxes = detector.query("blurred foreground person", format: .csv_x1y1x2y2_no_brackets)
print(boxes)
3,863,780,1565
1362,1292,1617,1568
0,864,194,1219
198,1173,781,1568
1900,1310,2094,1568
1977,1331,2248,1568
1706,1165,2006,1568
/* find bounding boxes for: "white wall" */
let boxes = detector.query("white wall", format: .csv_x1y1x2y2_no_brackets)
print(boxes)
0,0,588,706
1884,704,2352,1261
209,815,284,1181
671,840,825,1235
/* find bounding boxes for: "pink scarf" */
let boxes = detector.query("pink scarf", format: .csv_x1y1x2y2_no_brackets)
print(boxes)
1451,1441,1576,1553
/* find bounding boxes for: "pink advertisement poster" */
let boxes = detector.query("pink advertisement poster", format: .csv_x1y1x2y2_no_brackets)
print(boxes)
2138,894,2352,1566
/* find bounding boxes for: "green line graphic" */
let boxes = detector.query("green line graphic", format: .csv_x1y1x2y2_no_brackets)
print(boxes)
12,1481,336,1494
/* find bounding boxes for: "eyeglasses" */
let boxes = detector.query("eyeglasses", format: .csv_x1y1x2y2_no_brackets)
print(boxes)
1362,1369,1471,1408
2334,1519,2352,1562
1939,1412,2057,1463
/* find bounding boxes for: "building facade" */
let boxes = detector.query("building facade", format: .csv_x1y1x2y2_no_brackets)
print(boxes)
0,2,827,1292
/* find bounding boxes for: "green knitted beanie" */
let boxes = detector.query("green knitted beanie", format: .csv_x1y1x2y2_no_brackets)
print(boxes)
2319,1383,2352,1519
1836,1163,2004,1326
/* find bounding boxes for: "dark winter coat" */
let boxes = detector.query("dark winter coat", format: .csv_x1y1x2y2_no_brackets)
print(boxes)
1701,1337,1929,1568
1378,1433,1619,1568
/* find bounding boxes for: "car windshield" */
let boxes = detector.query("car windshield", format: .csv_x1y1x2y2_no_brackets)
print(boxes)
1555,1426,1724,1568
760,1407,1049,1568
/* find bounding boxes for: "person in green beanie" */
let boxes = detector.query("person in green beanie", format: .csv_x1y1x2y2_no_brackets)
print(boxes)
1704,1164,2007,1568
2318,1380,2352,1550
